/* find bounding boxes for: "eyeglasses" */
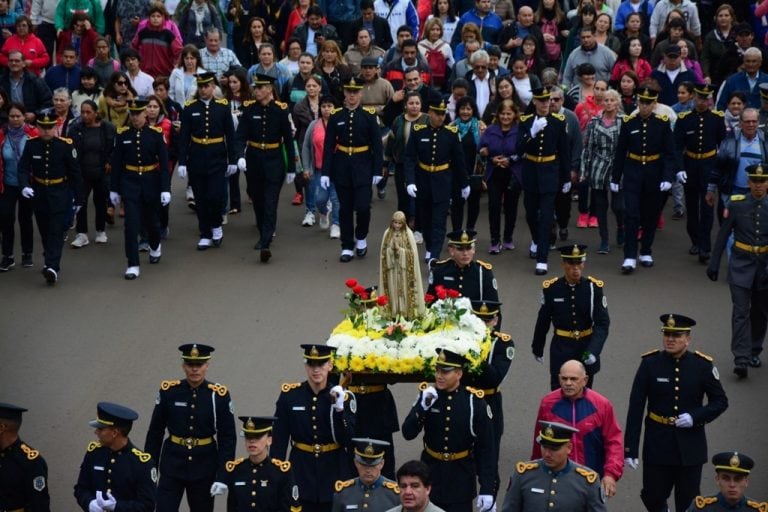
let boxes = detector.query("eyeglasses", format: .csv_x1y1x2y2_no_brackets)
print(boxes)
473,65,488,70
116,80,127,85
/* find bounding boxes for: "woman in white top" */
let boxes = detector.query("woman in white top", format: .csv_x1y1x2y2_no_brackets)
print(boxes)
509,55,542,107
169,44,207,104
425,0,458,44
279,37,303,76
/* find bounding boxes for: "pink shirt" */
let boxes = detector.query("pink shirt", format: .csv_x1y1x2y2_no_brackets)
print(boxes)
312,119,327,170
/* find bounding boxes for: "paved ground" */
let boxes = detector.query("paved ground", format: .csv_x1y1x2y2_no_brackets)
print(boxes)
1,177,766,510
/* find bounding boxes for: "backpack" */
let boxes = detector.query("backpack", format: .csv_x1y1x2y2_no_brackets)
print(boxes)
540,18,561,62
424,41,448,88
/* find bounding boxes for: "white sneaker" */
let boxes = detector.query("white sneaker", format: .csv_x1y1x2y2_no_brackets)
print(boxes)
319,211,330,230
94,231,108,244
639,254,654,267
355,238,367,250
124,266,140,280
212,227,223,240
302,212,316,226
149,244,162,258
185,187,194,200
330,224,340,238
621,258,637,273
70,233,89,248
414,231,424,244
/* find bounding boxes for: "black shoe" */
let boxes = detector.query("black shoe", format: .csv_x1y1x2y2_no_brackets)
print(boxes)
340,253,353,263
213,237,223,248
535,268,547,276
21,253,33,268
734,365,748,379
149,255,161,264
750,356,762,368
260,249,271,263
187,200,196,211
529,250,537,259
377,188,387,199
42,267,57,284
558,228,568,241
698,252,710,264
672,210,684,220
0,256,15,272
356,247,368,257
621,265,635,275
689,245,700,255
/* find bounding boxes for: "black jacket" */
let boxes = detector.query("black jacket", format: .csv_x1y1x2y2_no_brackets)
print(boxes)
347,15,393,52
0,70,52,115
712,131,768,195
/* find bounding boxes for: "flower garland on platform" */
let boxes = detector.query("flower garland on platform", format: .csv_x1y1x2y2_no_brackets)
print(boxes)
326,279,492,376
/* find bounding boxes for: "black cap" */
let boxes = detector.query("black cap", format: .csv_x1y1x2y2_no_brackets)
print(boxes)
446,229,477,246
361,56,379,67
531,87,550,100
238,416,276,437
0,402,27,423
712,451,754,474
471,300,502,319
746,163,768,179
664,44,681,57
179,343,215,363
300,344,334,363
352,438,390,465
89,402,139,429
36,110,57,128
734,22,753,35
342,76,364,90
637,87,659,101
536,420,579,447
428,97,447,113
557,244,587,261
127,99,148,113
195,72,217,85
694,83,715,98
434,348,467,369
252,73,276,86
660,314,696,333
667,18,686,30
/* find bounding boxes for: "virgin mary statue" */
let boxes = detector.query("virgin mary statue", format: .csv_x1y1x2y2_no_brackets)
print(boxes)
379,211,426,320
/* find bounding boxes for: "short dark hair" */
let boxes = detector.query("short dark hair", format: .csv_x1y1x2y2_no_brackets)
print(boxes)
397,24,412,36
307,5,324,17
121,48,140,64
580,25,595,36
401,39,418,51
576,62,596,76
153,76,170,89
360,0,375,10
452,78,469,90
396,460,432,487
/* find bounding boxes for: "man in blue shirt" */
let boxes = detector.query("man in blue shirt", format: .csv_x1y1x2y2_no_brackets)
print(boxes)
451,0,503,47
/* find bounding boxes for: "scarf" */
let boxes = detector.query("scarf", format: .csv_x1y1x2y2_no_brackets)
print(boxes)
6,125,26,162
454,117,480,145
192,2,208,37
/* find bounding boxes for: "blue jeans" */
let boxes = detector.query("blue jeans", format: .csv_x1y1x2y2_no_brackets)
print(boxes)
305,173,317,214
313,171,340,225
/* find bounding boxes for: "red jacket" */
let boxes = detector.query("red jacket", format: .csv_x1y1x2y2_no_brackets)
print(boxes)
0,123,40,194
56,27,99,67
131,26,183,78
0,33,49,75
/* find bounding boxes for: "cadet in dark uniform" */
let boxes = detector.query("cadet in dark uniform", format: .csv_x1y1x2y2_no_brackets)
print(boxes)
531,244,610,390
17,110,81,284
403,98,469,262
177,72,238,250
110,99,170,280
462,301,514,497
74,402,156,512
611,87,676,273
332,439,401,512
674,84,726,263
500,420,606,512
707,164,768,378
235,73,295,263
346,385,399,480
0,403,49,512
401,349,495,512
272,345,356,512
624,314,729,512
218,416,301,512
686,452,767,511
321,77,384,262
144,343,237,512
516,87,570,276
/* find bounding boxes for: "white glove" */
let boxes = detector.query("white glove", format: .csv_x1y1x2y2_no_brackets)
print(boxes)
676,171,687,184
675,413,693,428
476,495,494,512
177,165,187,179
583,353,597,365
406,184,417,198
226,164,238,177
286,172,296,184
530,116,547,137
97,491,116,511
534,355,544,364
372,175,382,186
21,186,34,198
110,192,121,206
624,457,639,470
420,386,437,411
609,182,620,193
73,204,82,214
160,192,171,206
561,182,571,194
510,154,519,162
210,481,228,496
237,157,247,171
660,181,672,192
88,499,102,512
461,186,470,200
330,385,345,411
320,176,330,190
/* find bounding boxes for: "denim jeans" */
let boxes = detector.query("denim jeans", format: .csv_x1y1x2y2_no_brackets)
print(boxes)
313,170,340,225
305,172,317,214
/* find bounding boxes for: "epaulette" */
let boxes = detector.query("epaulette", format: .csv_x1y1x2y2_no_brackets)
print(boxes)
641,349,660,358
281,382,301,392
275,100,288,110
335,479,355,492
412,123,427,131
243,99,256,107
20,443,40,460
575,466,598,484
184,98,197,107
550,112,565,121
444,124,458,133
226,457,245,472
87,441,102,452
587,276,604,287
27,135,39,140
131,448,152,463
160,379,181,390
622,114,635,122
431,258,450,266
331,107,343,115
677,111,690,119
694,496,718,509
712,109,725,118
476,260,492,270
208,382,228,396
362,106,376,115
117,126,130,134
516,461,539,474
272,458,291,472
542,277,559,289
494,331,512,342
383,481,400,494
57,136,73,144
747,500,768,512
730,194,746,201
465,386,484,398
654,113,669,122
519,113,534,122
418,382,430,391
694,350,714,362
215,98,229,105
149,125,163,134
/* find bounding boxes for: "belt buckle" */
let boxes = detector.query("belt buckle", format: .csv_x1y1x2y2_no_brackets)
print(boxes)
313,443,322,454
754,246,760,253
347,147,353,155
202,137,208,144
572,330,580,339
185,437,196,448
668,416,677,425
260,142,266,150
442,452,451,461
429,164,435,172
358,385,366,393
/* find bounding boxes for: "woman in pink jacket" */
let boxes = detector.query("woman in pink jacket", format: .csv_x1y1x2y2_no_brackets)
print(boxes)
0,16,49,75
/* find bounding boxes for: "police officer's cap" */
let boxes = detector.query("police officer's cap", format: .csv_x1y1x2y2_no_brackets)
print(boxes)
558,244,587,261
252,73,276,87
659,314,696,333
434,348,467,370
531,87,550,101
300,344,334,363
536,420,579,447
0,402,27,423
637,87,659,102
712,451,754,475
746,163,768,179
239,416,276,438
195,72,217,85
446,229,477,246
360,56,380,68
179,343,215,363
36,110,57,128
89,402,139,429
428,97,447,113
352,438,390,466
127,99,149,113
471,300,502,319
694,83,715,98
342,76,364,90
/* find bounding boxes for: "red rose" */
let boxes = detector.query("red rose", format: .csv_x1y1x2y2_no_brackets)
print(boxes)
345,278,358,288
447,289,460,299
360,292,369,300
436,287,447,300
424,293,435,304
377,295,389,306
352,285,365,295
